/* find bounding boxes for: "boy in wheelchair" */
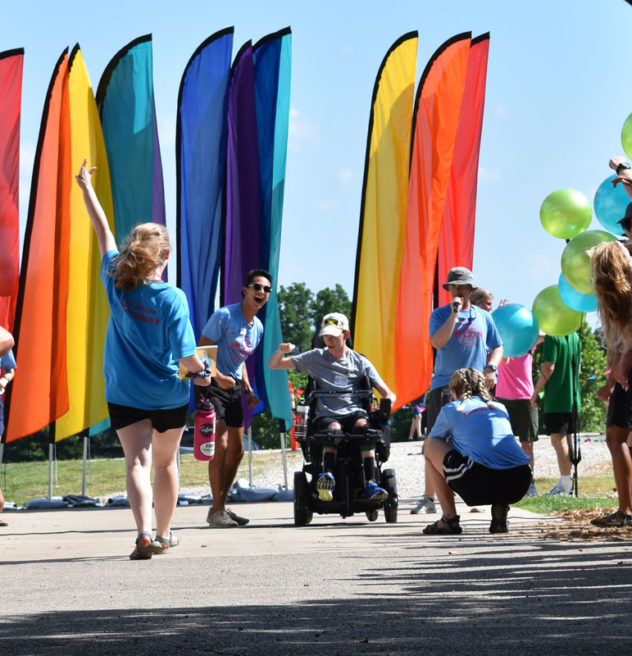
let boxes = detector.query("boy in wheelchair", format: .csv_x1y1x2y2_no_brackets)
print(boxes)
268,312,396,503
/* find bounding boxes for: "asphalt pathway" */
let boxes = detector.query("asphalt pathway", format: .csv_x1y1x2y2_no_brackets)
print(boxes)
1,500,631,655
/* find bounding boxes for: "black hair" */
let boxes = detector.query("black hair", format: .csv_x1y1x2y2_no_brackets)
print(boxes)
244,269,272,286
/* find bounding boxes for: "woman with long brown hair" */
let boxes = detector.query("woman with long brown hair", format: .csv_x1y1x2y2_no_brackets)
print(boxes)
76,160,211,559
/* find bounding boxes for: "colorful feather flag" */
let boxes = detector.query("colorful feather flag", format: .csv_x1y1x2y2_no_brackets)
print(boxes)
0,49,23,332
96,34,165,243
5,50,70,444
253,27,293,428
176,28,233,339
55,45,114,442
436,33,490,308
394,34,471,407
352,33,418,399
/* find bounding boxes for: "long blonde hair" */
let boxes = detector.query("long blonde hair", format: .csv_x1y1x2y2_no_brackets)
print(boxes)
112,223,170,291
449,368,495,411
590,240,632,351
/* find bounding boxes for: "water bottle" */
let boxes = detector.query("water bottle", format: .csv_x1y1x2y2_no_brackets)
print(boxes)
194,390,216,461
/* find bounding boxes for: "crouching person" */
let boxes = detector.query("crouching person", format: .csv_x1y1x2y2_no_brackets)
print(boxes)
423,368,532,535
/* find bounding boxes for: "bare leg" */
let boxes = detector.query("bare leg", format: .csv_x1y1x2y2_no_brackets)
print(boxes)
550,433,571,477
424,438,457,521
152,426,185,537
117,419,154,535
209,419,229,513
521,440,534,470
606,425,632,515
219,426,245,503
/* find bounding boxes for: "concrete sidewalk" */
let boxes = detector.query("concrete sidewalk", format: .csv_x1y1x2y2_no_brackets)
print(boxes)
1,499,631,655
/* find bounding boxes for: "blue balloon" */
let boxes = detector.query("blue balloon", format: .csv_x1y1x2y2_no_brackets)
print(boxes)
558,273,598,313
594,174,629,235
491,303,540,358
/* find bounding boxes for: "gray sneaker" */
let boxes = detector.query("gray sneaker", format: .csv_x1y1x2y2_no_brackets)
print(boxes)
547,483,571,497
206,509,238,527
526,482,538,497
226,508,249,526
411,496,436,514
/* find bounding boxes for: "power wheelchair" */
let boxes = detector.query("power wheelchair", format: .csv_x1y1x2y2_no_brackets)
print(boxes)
292,378,398,526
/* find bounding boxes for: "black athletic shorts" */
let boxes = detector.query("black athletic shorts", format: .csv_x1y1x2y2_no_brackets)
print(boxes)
107,402,189,433
543,412,576,435
497,398,539,443
312,410,369,434
442,448,532,506
426,386,452,434
206,378,243,428
607,371,632,429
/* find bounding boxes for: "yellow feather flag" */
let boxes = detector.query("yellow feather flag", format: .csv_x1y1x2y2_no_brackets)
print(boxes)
352,33,417,395
56,46,114,441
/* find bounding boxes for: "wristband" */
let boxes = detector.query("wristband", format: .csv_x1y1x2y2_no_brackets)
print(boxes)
186,363,211,379
617,162,631,175
484,364,497,373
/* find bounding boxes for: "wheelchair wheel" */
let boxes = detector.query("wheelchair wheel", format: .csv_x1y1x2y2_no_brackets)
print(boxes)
293,471,313,526
382,468,398,523
366,509,379,522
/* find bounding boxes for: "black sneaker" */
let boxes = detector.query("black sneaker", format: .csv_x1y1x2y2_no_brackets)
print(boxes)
489,504,509,533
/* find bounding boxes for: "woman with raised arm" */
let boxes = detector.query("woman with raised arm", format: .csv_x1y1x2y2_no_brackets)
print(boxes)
76,160,210,559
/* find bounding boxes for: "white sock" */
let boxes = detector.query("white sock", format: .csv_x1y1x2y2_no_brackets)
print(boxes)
560,475,571,491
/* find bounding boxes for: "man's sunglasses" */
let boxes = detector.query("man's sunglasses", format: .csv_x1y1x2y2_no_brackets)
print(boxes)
247,283,272,293
324,317,341,326
621,219,632,232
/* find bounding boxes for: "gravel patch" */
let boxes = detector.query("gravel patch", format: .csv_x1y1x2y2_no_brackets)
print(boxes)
179,433,613,501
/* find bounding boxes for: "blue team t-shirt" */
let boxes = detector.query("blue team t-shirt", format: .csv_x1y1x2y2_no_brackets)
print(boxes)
429,396,530,469
201,303,263,380
429,304,502,391
101,250,196,410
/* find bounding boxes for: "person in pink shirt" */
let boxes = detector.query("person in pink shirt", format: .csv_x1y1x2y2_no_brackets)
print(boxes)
496,330,544,497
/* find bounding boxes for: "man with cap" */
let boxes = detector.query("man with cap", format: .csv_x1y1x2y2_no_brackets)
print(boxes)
268,312,396,502
412,266,503,514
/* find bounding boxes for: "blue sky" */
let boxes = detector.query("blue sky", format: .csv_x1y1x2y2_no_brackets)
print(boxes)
3,0,632,321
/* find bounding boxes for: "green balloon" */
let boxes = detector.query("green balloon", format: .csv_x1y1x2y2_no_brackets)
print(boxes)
540,189,592,239
621,112,632,160
560,229,616,294
532,285,582,337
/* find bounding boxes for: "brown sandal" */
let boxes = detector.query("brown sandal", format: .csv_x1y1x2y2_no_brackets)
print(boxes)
423,514,462,535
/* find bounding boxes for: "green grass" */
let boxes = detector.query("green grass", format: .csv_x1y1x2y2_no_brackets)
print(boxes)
513,475,617,514
0,451,305,506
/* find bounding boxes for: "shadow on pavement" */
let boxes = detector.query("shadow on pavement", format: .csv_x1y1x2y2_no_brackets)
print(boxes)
2,537,631,655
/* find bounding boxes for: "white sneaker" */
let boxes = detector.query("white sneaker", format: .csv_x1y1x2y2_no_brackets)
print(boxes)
547,483,571,497
410,496,436,514
206,509,238,527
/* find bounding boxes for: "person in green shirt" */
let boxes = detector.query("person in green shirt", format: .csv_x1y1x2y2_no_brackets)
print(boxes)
530,333,581,495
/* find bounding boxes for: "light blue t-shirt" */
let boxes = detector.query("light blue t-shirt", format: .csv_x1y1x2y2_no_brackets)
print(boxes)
291,348,384,418
201,303,263,380
429,304,502,391
101,250,196,410
429,396,530,469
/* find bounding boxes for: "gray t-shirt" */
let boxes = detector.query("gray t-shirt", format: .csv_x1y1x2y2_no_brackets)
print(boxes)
291,348,384,418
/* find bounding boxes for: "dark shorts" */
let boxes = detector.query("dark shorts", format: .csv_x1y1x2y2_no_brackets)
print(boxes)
443,449,532,506
313,410,369,434
426,386,452,433
497,398,539,443
544,412,576,435
607,379,632,429
206,379,243,428
107,402,189,433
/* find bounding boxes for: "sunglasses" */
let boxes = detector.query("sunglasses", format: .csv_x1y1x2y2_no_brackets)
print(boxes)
324,317,341,326
247,283,272,293
621,220,632,232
